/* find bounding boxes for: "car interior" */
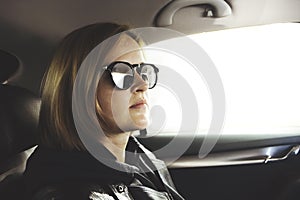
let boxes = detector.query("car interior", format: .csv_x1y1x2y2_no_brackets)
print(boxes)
1,0,300,199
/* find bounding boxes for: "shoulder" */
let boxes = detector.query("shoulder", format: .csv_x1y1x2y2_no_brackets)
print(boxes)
30,182,132,200
30,183,105,200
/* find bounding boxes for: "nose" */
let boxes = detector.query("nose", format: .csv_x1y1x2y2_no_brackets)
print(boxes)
130,70,148,93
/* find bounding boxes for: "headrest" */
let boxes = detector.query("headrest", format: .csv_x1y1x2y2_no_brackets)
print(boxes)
0,50,20,83
0,84,40,161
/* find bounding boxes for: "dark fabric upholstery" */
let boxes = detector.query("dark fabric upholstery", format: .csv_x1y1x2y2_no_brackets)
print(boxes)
0,84,40,199
0,84,40,161
0,50,20,83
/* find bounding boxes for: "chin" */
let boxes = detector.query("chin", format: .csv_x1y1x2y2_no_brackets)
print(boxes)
117,121,148,133
132,120,148,130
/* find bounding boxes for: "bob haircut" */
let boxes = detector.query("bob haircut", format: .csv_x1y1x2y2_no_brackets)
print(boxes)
39,22,142,151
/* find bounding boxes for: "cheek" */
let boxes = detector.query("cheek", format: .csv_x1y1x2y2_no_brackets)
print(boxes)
97,81,131,126
97,73,116,114
97,84,113,115
111,91,130,116
96,75,149,131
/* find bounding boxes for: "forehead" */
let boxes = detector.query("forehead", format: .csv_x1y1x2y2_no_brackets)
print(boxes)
105,34,144,64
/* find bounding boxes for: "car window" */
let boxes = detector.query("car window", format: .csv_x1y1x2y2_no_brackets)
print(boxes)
144,23,300,139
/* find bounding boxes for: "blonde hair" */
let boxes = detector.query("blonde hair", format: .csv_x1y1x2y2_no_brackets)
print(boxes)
39,23,135,151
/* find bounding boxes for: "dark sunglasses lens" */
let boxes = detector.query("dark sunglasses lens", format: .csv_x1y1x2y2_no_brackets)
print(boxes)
111,63,133,89
141,64,157,88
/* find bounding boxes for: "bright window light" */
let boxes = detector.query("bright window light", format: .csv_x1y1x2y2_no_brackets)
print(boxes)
146,23,300,136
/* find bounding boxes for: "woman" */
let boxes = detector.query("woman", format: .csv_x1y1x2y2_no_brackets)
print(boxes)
24,23,184,200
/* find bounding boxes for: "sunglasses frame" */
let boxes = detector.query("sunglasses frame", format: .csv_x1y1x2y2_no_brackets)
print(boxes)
104,61,159,90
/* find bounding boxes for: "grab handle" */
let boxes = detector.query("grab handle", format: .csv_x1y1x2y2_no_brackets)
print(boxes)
156,0,232,26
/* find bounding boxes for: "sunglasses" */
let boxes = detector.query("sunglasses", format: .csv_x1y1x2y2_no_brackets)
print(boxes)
104,61,159,90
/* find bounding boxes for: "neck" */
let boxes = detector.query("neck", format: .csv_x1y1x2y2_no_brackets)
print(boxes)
100,132,131,163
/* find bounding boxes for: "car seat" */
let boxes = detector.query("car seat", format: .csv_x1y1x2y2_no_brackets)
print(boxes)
0,50,41,198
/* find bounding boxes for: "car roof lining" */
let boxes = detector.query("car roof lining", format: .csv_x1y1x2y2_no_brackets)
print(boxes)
1,0,300,93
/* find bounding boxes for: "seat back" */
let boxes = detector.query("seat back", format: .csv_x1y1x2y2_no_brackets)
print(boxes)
0,50,20,84
0,50,41,198
0,84,40,198
0,84,40,160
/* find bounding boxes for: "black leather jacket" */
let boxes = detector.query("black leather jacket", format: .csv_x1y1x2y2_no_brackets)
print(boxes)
24,137,184,200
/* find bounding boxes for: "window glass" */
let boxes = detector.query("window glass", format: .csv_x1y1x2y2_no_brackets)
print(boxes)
145,23,300,137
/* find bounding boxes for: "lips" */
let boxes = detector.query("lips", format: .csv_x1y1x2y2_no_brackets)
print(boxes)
130,99,148,109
